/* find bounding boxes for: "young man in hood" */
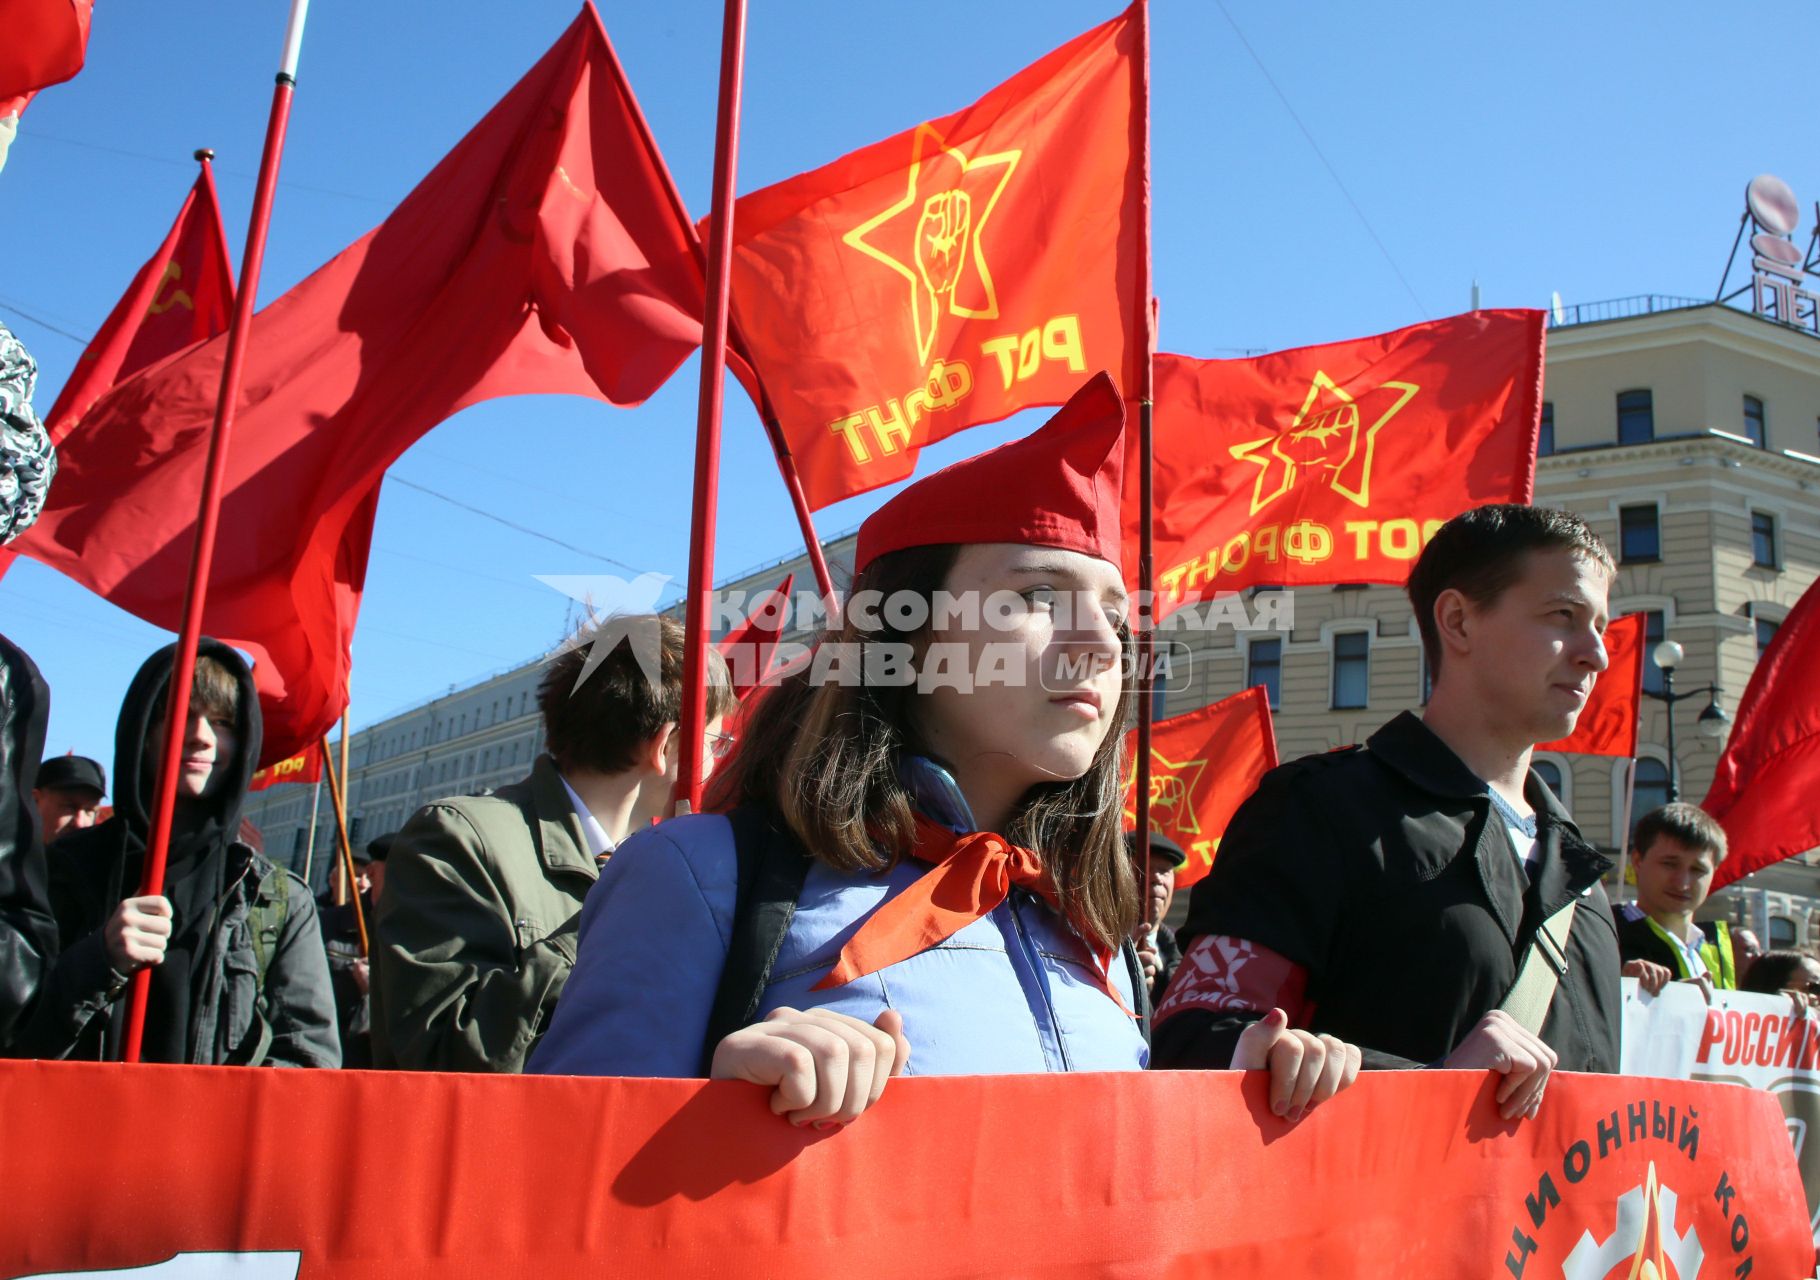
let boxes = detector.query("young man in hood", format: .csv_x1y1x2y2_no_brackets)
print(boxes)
12,640,339,1066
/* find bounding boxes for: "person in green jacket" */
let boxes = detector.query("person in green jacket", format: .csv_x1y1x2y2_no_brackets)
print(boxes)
1614,802,1739,994
372,615,735,1072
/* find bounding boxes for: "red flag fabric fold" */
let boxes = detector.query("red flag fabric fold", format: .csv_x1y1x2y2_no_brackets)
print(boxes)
1135,310,1544,619
1706,580,1820,890
1536,612,1646,758
717,5,1145,510
1121,685,1278,887
717,573,793,700
0,0,92,102
13,4,705,764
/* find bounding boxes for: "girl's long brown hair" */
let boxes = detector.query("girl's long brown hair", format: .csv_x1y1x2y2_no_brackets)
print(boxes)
705,545,1140,950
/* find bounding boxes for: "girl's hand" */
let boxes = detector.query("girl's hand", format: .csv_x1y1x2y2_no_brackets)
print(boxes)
710,1006,911,1127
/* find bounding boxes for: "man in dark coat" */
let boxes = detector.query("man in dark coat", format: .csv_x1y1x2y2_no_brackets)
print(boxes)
1154,506,1624,1122
319,833,389,1068
0,321,60,1049
13,639,339,1066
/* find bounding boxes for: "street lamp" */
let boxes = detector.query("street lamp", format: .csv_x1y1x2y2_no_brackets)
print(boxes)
1644,639,1731,802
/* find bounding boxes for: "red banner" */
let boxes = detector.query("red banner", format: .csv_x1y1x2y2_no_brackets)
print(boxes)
1122,686,1277,888
720,5,1144,510
1537,612,1646,758
248,742,324,793
1707,577,1820,890
1135,311,1544,620
0,1062,1806,1277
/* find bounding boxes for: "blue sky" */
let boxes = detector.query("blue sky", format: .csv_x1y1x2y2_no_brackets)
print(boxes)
1,1,1811,784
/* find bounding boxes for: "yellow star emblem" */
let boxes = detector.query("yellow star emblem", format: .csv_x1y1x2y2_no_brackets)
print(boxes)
1123,748,1209,836
843,122,1019,366
1228,372,1419,516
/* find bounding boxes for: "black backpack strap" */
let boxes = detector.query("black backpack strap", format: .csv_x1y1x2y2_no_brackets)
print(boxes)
698,806,814,1075
1121,939,1153,1045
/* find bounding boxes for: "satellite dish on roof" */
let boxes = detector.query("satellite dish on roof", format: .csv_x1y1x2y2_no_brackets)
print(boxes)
1747,174,1799,235
1752,233,1803,267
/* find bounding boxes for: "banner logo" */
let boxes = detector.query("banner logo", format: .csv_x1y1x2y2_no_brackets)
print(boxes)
1228,373,1419,516
147,262,195,317
1563,1163,1702,1280
844,123,1019,365
1122,747,1209,836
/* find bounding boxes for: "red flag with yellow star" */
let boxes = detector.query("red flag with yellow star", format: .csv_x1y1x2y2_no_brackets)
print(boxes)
1122,686,1277,888
716,5,1145,510
1135,310,1544,619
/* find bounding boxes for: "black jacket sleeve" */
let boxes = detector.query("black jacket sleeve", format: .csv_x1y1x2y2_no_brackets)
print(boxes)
0,635,59,1049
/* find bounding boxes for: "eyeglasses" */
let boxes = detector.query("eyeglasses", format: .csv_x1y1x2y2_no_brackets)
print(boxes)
708,732,738,761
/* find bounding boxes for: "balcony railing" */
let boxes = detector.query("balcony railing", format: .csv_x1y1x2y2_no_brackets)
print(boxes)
1547,295,1710,328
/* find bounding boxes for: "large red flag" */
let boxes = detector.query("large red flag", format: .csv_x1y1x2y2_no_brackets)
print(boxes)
1536,612,1646,758
1134,310,1544,619
45,164,235,434
0,0,94,173
1706,579,1820,890
11,4,705,764
1121,686,1277,887
718,5,1145,510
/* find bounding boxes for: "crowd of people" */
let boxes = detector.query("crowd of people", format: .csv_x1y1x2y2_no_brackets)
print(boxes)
3,334,1817,1132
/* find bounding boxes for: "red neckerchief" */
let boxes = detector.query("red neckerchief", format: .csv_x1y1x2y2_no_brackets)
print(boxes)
813,813,1129,1013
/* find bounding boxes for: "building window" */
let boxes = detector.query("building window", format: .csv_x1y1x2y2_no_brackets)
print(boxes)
1538,402,1555,457
1632,757,1671,824
1751,511,1777,568
1419,649,1434,705
1331,632,1369,710
1533,759,1564,800
1743,395,1766,448
1619,504,1660,563
1247,638,1282,710
1638,611,1666,695
1757,615,1781,655
1616,389,1654,445
1771,916,1800,948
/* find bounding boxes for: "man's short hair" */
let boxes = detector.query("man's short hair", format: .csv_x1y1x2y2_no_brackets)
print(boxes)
536,615,736,775
1406,503,1615,678
1633,802,1728,864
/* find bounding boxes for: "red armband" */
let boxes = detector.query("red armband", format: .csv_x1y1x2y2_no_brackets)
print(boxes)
1154,934,1312,1027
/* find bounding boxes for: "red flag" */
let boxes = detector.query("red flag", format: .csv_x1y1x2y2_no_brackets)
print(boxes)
1135,310,1544,619
1536,612,1646,758
0,0,92,100
46,165,235,434
10,5,705,765
247,742,324,793
1706,579,1820,890
719,6,1145,510
0,0,94,174
1121,686,1277,887
716,573,793,700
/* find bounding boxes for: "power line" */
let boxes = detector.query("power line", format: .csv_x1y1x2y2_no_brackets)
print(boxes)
0,299,89,346
384,475,650,575
22,129,391,206
1214,1,1429,318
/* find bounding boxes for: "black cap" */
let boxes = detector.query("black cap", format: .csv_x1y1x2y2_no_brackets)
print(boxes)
366,833,394,864
1125,829,1189,872
36,755,105,797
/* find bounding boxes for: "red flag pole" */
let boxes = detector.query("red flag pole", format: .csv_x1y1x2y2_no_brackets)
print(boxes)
121,0,311,1063
597,10,832,604
674,0,750,814
1133,0,1158,930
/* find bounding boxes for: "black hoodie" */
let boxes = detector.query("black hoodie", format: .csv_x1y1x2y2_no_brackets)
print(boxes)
0,634,58,1046
14,640,339,1065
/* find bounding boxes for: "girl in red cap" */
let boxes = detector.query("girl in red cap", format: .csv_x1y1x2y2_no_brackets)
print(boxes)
530,374,1361,1127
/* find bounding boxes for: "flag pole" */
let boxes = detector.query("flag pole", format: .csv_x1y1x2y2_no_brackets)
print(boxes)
596,9,832,604
121,0,312,1063
299,773,323,888
674,0,750,815
1615,756,1638,904
333,708,352,905
1133,0,1158,932
320,735,369,957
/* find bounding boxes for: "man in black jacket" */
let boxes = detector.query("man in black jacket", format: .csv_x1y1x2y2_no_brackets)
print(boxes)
1154,505,1624,1121
13,640,339,1066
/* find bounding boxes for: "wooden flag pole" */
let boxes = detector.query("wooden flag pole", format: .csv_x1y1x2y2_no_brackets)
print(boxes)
675,0,750,815
320,736,368,958
122,0,312,1062
1134,0,1158,932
